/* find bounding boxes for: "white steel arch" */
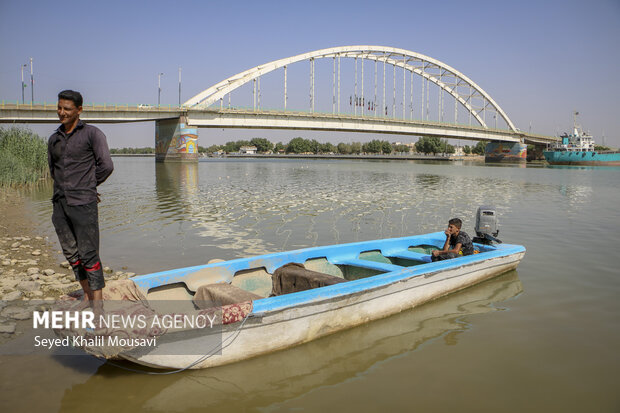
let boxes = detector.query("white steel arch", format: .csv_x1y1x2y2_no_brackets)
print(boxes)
185,46,517,132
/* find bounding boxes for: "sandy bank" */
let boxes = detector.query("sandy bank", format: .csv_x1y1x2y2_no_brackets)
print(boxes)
0,188,134,336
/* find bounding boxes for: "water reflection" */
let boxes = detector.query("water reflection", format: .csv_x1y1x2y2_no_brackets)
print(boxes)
19,158,601,274
19,158,594,271
154,162,199,221
558,184,592,210
58,272,522,412
414,173,446,190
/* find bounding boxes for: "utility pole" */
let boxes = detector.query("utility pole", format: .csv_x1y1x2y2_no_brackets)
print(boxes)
158,72,163,107
30,58,34,103
20,64,27,103
178,67,182,107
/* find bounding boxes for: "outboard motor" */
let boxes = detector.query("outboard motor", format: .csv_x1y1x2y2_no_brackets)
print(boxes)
473,205,502,245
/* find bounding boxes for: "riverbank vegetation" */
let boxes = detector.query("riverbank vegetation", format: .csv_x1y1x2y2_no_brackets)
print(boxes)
0,127,48,187
108,136,485,157
200,136,468,156
110,147,155,154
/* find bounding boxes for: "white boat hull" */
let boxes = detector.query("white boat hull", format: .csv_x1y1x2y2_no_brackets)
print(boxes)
123,251,523,369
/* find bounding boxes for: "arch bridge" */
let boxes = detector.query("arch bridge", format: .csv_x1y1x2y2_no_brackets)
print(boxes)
0,46,557,161
171,45,549,161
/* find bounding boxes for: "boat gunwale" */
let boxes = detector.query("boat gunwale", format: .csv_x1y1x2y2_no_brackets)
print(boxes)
120,251,525,370
242,252,524,325
130,232,525,315
250,245,525,315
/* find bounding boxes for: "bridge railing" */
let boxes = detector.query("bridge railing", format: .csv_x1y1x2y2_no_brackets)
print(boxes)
0,100,187,111
199,104,519,133
0,100,517,131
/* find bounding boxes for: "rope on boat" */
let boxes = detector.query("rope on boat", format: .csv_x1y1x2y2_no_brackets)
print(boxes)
105,313,251,375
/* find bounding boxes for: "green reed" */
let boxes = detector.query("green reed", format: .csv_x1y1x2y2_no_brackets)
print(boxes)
0,127,49,186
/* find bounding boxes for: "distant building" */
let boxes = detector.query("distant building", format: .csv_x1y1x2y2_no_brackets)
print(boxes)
391,141,417,153
239,146,257,154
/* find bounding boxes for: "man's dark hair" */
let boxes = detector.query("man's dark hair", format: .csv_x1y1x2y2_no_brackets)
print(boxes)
448,218,462,229
58,90,83,107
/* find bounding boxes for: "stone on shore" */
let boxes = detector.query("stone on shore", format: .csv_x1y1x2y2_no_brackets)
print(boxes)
1,279,19,289
27,267,40,275
17,281,40,292
0,323,16,334
1,306,31,320
3,291,23,301
49,283,79,294
42,269,55,276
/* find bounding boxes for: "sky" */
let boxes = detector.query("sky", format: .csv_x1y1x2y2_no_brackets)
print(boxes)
1,0,619,148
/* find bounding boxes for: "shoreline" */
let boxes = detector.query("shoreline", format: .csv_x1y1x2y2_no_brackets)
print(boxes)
222,153,467,161
110,153,484,162
111,153,487,161
0,188,135,336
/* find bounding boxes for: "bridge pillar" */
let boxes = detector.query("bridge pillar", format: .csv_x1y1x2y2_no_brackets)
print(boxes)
155,116,198,162
485,140,526,163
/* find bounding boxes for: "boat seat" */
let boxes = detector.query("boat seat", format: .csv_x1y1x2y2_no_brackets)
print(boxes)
193,282,262,310
388,251,432,263
271,263,347,296
331,258,404,273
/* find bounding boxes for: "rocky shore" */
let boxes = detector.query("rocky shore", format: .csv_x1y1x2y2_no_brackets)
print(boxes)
0,189,135,336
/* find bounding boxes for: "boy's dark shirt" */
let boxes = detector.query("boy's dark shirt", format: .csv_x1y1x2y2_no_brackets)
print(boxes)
449,231,474,255
48,121,114,206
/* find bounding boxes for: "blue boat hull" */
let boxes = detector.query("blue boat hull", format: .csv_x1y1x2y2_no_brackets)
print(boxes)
543,150,620,165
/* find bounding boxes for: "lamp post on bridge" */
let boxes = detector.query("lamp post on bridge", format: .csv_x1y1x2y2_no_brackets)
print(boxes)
158,72,164,107
29,58,34,104
20,64,27,104
178,67,182,107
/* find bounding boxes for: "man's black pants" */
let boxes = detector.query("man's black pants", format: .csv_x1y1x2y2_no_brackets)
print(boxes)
52,197,105,291
431,252,458,262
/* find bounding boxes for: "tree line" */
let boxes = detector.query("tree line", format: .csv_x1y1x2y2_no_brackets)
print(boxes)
108,137,489,156
199,136,487,155
109,147,155,154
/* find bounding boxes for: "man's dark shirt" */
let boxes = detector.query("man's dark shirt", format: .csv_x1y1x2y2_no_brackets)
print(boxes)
48,121,114,205
449,231,474,256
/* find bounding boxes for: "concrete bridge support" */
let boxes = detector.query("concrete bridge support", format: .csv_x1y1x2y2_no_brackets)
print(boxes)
485,140,527,163
155,116,198,162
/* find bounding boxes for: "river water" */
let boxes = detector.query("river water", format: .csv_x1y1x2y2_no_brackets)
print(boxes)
2,157,620,412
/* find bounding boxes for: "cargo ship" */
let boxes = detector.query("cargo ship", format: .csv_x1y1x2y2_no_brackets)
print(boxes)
543,112,620,166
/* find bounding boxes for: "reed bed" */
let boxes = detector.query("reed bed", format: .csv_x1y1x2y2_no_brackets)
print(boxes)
0,127,49,186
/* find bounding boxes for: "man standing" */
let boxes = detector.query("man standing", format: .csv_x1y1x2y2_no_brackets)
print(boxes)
48,90,114,303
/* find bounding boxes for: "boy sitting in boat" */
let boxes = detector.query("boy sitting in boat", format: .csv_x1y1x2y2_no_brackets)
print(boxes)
431,218,474,261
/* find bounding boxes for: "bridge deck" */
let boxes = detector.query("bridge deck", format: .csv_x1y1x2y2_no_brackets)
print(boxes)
0,103,556,144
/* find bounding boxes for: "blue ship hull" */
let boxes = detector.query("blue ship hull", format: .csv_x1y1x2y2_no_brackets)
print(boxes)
543,150,620,166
